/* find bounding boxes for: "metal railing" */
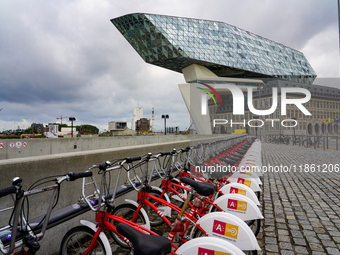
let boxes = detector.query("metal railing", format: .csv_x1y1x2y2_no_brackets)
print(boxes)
263,134,339,150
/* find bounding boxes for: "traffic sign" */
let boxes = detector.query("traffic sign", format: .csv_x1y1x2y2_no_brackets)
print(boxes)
0,142,4,149
16,141,22,148
22,141,28,148
9,142,15,149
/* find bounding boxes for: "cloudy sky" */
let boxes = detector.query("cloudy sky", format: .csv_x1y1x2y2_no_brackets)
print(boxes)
0,0,339,132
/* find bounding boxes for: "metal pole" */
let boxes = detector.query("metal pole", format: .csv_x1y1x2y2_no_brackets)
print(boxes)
71,120,73,138
164,118,166,135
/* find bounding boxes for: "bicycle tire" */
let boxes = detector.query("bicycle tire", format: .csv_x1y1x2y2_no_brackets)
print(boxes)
143,189,168,226
109,203,147,248
303,139,309,148
60,226,106,255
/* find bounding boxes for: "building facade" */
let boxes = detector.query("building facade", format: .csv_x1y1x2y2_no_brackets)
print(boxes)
210,80,340,136
112,13,339,135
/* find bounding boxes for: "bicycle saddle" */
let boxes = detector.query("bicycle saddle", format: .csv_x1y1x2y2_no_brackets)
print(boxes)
116,224,171,255
180,177,215,196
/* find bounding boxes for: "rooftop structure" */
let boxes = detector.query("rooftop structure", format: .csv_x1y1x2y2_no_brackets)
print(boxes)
111,13,316,84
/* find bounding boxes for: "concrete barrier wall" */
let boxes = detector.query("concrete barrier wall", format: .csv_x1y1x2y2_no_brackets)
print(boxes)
0,135,230,160
0,134,245,254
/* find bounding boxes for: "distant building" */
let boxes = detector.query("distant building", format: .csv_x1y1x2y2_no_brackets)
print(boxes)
31,123,44,134
131,107,143,131
108,121,134,135
136,118,150,133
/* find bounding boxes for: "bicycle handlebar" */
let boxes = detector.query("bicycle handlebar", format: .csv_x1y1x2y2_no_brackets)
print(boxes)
126,157,142,163
67,171,93,181
0,186,17,198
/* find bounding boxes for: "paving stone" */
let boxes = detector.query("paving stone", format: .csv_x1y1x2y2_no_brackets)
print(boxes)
266,244,279,252
293,238,307,246
321,239,337,248
278,235,291,242
326,247,340,255
288,224,300,230
265,237,277,245
294,246,309,254
329,231,340,237
314,227,326,234
279,242,293,250
290,230,303,238
317,234,331,240
309,243,325,252
332,236,340,243
276,218,286,223
280,250,294,255
278,229,289,236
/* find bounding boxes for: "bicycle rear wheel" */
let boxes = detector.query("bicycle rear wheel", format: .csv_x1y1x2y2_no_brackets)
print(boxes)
143,189,168,226
60,226,106,255
110,203,147,248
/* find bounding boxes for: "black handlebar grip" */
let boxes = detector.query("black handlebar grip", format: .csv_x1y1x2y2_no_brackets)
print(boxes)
160,152,171,156
126,157,141,163
68,171,93,181
0,186,17,198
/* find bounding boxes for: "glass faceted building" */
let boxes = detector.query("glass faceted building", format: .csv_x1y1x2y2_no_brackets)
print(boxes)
111,13,316,84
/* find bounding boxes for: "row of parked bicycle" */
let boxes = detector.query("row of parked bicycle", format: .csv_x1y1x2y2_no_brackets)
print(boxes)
0,136,263,255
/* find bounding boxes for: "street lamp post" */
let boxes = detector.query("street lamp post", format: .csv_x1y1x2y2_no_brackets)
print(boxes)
69,117,76,138
161,115,169,135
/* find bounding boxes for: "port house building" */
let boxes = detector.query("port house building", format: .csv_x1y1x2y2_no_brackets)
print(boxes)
112,13,339,135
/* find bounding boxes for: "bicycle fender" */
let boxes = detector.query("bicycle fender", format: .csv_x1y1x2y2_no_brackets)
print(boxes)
219,183,260,205
213,194,264,220
124,199,151,230
150,186,172,217
196,212,261,251
79,220,112,255
228,175,261,192
230,172,262,185
176,236,244,255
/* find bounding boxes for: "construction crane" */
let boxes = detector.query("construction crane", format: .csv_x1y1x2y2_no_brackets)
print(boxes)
185,122,194,134
56,115,70,125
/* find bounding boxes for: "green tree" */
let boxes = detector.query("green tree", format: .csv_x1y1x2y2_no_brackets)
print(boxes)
77,124,99,134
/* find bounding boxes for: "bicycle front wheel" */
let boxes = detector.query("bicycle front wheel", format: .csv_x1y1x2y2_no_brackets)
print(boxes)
110,203,147,248
60,226,106,255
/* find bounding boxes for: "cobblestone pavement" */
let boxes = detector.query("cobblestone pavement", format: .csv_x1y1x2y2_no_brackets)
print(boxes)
110,142,340,254
260,143,340,255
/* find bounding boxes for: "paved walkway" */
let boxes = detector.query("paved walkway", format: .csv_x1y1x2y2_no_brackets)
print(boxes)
259,143,340,255
110,142,340,254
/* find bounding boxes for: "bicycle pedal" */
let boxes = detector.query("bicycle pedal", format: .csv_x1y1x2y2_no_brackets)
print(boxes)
14,251,29,255
174,232,180,242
